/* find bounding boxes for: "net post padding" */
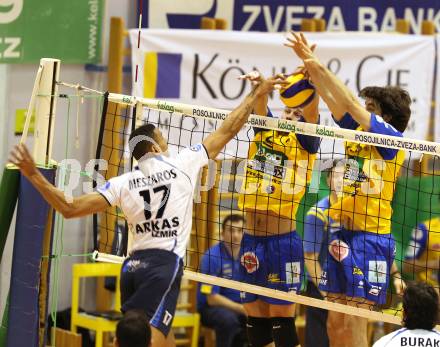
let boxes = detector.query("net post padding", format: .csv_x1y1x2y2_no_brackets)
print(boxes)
20,64,43,145
92,251,410,326
108,92,440,156
6,168,56,347
33,58,60,166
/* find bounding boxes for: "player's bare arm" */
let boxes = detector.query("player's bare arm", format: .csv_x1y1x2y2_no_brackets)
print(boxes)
285,32,372,130
390,261,406,295
203,74,287,159
239,71,287,117
9,144,109,219
302,91,320,124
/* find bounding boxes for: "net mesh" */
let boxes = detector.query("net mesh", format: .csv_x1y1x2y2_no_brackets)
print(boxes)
94,92,440,321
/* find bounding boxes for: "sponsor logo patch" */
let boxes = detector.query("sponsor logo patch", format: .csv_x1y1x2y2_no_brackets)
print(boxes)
368,260,387,284
328,239,350,262
240,251,259,273
286,262,301,284
353,266,363,276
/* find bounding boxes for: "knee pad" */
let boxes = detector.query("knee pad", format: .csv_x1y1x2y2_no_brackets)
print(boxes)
271,317,299,347
246,316,273,347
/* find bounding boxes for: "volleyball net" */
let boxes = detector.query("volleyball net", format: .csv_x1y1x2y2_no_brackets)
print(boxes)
92,91,440,324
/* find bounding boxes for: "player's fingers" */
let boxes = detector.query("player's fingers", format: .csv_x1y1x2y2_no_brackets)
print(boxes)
20,144,32,159
17,145,29,161
274,73,286,80
9,151,21,165
13,146,24,161
238,71,261,81
300,32,309,46
311,43,317,52
291,31,301,42
285,37,297,45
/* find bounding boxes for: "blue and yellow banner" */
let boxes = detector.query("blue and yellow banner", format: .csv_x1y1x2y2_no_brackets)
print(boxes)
144,52,182,98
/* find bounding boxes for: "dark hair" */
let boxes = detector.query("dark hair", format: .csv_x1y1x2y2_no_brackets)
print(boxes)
359,86,411,132
116,310,151,347
128,124,157,160
222,214,245,231
402,282,439,330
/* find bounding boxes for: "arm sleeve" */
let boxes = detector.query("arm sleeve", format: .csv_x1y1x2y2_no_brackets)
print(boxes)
296,116,321,154
332,112,360,130
199,250,221,295
404,223,428,260
96,176,123,207
174,143,210,184
303,207,326,254
369,113,403,160
253,108,273,135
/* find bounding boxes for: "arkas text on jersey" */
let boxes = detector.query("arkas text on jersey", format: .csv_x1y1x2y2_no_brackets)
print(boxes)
135,217,180,237
129,169,177,190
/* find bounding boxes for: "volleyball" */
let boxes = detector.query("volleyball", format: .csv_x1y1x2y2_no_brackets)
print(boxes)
279,73,316,108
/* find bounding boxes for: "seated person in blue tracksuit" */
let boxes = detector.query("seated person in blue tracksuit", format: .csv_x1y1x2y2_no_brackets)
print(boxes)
197,214,247,347
303,160,344,347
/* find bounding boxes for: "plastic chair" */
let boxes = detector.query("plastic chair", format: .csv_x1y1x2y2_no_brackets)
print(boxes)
71,263,122,347
71,262,201,347
173,313,200,347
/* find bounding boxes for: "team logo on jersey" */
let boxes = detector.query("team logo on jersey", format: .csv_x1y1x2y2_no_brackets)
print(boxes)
328,239,349,262
240,251,259,273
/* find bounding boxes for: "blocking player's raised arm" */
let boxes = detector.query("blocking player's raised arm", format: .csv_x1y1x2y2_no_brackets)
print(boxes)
302,92,320,124
9,144,109,219
202,75,287,159
285,32,371,130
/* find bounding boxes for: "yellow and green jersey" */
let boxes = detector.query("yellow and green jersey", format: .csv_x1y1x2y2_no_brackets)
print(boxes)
328,113,404,234
238,116,319,219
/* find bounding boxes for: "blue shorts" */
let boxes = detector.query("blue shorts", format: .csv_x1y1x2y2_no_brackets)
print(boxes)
239,231,303,305
318,228,395,304
120,249,183,337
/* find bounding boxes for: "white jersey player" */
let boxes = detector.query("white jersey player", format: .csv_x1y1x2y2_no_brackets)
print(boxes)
373,282,439,347
374,328,440,347
97,142,209,258
9,74,287,347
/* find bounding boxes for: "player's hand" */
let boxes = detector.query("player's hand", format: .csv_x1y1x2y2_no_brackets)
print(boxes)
240,71,288,96
285,31,317,62
9,144,39,178
393,275,407,295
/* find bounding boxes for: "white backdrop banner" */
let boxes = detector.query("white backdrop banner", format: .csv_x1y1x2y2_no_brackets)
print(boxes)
436,35,440,143
130,29,435,157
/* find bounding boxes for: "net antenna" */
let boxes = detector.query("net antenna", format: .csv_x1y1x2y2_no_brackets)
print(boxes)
21,58,61,166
